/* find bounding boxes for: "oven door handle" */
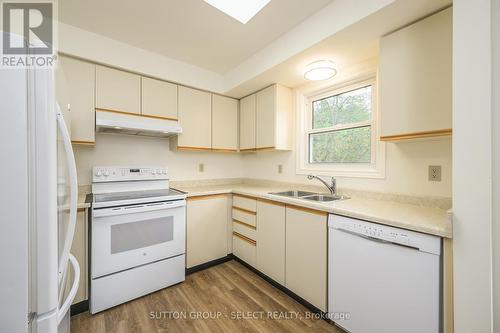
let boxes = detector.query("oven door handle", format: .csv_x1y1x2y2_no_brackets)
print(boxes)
93,200,186,217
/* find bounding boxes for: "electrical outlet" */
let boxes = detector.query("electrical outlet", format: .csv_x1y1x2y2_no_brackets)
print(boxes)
199,163,204,172
278,164,283,174
428,165,441,181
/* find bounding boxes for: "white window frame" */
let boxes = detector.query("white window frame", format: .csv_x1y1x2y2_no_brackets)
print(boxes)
296,75,386,178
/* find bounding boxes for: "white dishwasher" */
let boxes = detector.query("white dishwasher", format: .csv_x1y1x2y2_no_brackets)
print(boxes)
328,214,441,333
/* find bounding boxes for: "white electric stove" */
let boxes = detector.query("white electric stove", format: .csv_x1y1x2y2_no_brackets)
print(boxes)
90,166,186,314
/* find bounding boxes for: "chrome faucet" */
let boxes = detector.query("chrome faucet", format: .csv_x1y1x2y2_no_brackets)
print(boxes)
307,174,336,196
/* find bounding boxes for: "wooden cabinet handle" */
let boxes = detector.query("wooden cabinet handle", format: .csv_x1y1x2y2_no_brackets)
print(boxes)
233,232,256,246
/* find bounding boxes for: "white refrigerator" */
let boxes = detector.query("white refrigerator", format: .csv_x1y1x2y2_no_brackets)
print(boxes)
0,61,80,331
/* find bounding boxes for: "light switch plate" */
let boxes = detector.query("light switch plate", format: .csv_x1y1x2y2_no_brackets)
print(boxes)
428,165,441,181
278,164,283,174
199,163,204,172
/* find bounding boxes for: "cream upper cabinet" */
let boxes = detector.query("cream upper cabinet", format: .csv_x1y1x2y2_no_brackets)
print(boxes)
212,94,238,151
141,77,178,120
285,206,327,311
177,86,212,149
239,94,256,151
186,195,229,268
95,65,141,114
255,84,293,150
379,8,452,140
256,200,286,285
256,86,275,148
57,55,95,144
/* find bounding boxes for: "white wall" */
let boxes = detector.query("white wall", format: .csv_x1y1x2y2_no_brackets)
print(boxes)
242,138,452,197
66,12,451,199
58,23,226,93
242,63,452,198
453,1,494,332
493,0,500,330
74,133,244,185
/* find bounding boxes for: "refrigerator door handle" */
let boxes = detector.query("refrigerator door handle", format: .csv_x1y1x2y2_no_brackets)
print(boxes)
57,253,80,324
56,104,79,286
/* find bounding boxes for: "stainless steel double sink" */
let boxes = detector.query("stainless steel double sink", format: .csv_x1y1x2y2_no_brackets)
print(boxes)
268,190,349,202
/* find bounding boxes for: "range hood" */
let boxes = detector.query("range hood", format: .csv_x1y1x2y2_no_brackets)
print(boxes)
96,110,182,137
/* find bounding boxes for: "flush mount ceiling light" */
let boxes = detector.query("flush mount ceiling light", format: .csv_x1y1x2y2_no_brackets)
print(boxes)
304,60,337,81
204,0,271,24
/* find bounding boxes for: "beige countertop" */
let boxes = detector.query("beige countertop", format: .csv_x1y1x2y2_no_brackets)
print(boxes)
77,192,91,209
173,183,452,238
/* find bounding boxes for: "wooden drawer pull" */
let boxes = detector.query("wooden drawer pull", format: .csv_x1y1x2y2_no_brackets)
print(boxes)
233,232,256,246
232,206,257,215
233,219,257,230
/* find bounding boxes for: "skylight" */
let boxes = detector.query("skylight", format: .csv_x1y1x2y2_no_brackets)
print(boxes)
204,0,271,24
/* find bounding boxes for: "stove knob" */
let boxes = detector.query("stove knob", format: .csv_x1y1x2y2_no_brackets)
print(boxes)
95,170,102,177
156,169,162,175
151,170,156,175
162,170,167,175
103,170,110,177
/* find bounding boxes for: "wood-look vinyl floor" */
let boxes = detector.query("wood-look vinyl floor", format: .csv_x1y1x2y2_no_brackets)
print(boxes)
71,260,342,333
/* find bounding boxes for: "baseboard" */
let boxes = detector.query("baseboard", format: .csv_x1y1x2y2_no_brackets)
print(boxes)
186,254,235,275
70,300,89,316
232,256,324,314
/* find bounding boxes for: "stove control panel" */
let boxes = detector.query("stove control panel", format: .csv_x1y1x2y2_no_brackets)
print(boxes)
93,166,168,182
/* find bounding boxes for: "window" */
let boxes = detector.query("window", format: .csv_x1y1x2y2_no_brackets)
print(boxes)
310,85,372,163
297,77,385,178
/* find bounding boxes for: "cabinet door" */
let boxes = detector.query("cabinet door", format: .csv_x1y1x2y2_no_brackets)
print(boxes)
256,85,276,149
239,94,256,151
141,77,178,120
58,56,95,144
177,86,212,149
95,65,141,114
186,195,228,268
285,206,327,311
69,209,88,304
379,8,452,138
233,233,257,267
256,200,285,285
212,95,238,151
443,238,453,333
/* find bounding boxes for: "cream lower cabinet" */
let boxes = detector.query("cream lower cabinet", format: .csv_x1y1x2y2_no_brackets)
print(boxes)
232,195,257,266
443,238,453,333
232,233,257,267
285,206,328,311
186,195,229,268
256,200,286,285
69,209,88,305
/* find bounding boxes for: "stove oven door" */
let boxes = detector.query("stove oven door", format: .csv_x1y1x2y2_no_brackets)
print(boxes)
91,200,186,278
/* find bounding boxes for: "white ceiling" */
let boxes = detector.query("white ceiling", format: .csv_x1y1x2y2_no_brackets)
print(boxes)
59,0,333,74
225,0,452,97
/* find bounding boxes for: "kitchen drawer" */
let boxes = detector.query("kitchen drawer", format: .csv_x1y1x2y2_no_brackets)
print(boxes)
232,232,256,267
233,220,256,240
232,208,256,227
233,195,257,212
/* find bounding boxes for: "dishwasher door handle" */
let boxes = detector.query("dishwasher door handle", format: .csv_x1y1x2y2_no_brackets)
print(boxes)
335,227,421,251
